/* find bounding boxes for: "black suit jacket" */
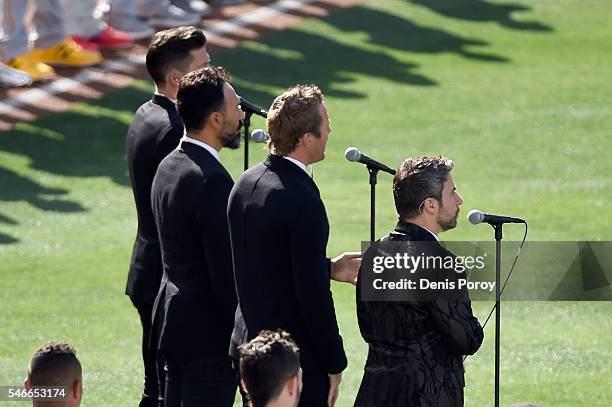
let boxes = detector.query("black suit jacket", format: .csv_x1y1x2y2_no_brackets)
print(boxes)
228,154,347,375
355,221,484,407
151,141,237,362
126,94,184,304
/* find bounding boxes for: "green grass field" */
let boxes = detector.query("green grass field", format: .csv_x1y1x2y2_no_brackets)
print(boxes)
1,0,611,405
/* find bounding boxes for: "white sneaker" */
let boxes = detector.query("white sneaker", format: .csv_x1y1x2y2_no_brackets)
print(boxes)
172,0,211,17
144,4,201,28
0,63,33,88
104,9,155,40
207,0,243,5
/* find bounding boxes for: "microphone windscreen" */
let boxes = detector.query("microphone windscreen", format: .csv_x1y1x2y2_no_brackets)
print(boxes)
468,209,484,225
250,129,269,143
345,147,361,162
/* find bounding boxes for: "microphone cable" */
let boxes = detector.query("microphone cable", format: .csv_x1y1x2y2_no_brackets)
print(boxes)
481,222,528,330
464,222,528,362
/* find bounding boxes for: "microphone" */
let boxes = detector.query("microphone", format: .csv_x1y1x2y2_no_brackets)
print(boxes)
250,128,269,143
468,209,525,225
240,97,268,118
345,146,396,175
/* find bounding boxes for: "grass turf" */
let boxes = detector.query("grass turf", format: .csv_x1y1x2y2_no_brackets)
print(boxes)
1,0,611,405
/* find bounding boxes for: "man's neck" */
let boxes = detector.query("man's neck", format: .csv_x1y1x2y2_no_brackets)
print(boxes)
33,401,72,407
186,130,222,151
266,398,292,407
154,85,176,101
403,217,441,237
285,151,310,167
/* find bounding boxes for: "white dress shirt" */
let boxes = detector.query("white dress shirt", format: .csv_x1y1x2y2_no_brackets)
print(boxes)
282,155,308,173
182,136,221,163
422,225,439,241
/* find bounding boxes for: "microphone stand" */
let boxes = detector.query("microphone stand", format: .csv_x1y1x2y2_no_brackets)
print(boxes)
243,112,252,171
368,168,378,242
492,223,503,407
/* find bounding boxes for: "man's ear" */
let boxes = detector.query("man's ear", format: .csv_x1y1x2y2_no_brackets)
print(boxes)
73,378,83,400
240,378,248,394
24,377,31,390
297,132,313,149
423,198,439,215
304,132,313,147
286,375,298,396
208,111,224,130
166,67,182,86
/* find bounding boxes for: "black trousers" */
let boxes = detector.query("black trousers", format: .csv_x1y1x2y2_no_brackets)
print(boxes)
133,299,164,407
299,367,330,407
164,357,237,407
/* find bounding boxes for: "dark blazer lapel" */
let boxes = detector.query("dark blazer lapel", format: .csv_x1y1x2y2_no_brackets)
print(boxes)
264,154,319,196
180,140,231,179
392,221,438,242
152,94,177,113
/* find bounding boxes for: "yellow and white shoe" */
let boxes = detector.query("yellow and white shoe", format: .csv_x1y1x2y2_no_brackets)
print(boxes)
31,38,102,68
8,54,55,82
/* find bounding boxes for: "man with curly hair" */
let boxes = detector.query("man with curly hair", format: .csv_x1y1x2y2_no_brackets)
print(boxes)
239,330,302,407
25,341,82,407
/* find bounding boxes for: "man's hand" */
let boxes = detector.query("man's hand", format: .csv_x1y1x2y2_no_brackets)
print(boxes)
331,252,361,285
328,372,342,407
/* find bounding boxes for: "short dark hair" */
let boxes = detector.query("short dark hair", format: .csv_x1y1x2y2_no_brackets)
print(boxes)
28,341,82,387
239,330,300,407
393,156,454,220
267,84,323,155
146,26,207,86
177,66,229,131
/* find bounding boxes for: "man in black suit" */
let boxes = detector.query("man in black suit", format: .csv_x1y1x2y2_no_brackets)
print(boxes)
228,85,360,407
151,66,244,407
125,26,210,407
355,156,484,407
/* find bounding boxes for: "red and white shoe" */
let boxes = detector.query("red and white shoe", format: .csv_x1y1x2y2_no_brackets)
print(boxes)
70,36,100,52
89,27,134,50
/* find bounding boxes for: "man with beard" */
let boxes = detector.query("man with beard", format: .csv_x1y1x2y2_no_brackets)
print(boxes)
355,156,484,407
125,26,209,407
151,66,244,407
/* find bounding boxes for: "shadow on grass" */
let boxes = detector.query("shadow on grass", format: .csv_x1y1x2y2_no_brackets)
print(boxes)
0,231,18,244
0,166,86,245
217,3,517,106
0,212,19,244
410,0,553,32
0,84,151,186
0,84,151,244
325,5,510,62
0,167,85,212
215,24,437,104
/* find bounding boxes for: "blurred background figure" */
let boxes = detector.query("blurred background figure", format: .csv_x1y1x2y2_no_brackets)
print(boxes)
64,0,134,51
171,0,211,16
25,341,83,407
103,0,204,40
0,0,102,82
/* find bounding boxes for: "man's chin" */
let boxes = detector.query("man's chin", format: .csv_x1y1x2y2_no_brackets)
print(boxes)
224,133,241,150
439,217,458,232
